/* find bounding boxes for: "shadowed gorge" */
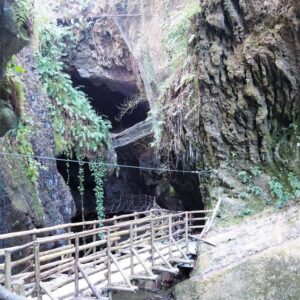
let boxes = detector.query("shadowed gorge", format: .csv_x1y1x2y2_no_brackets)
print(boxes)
0,0,299,298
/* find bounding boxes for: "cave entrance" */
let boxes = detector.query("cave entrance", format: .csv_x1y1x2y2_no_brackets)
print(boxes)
70,71,149,133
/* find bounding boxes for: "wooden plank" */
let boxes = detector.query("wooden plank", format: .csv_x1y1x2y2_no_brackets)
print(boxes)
77,263,101,299
4,251,12,291
132,248,154,276
40,281,58,300
109,253,132,288
75,234,79,297
188,235,217,247
171,236,189,260
34,242,41,300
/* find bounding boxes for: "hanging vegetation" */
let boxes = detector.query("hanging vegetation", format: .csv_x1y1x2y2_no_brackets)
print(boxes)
90,158,106,223
35,20,111,222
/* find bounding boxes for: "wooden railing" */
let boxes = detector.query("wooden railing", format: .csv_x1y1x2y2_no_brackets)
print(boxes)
0,202,221,299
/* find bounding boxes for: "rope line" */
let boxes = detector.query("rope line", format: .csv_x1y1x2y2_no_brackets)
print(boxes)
0,152,212,175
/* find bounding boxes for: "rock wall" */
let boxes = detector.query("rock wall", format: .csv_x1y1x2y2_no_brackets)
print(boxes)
156,0,300,213
0,46,74,243
193,0,300,166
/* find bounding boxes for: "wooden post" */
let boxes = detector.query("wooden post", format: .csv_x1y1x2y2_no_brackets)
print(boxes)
185,212,189,255
67,226,72,276
32,230,37,242
130,224,134,276
150,219,154,267
134,212,138,239
75,234,80,297
169,215,172,259
4,250,12,291
92,223,97,254
67,226,72,247
107,228,111,287
113,217,118,248
34,242,41,300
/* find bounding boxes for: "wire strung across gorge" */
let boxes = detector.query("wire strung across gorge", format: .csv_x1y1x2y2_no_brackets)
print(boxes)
0,152,212,175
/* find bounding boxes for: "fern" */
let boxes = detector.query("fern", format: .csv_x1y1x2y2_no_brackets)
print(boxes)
13,0,31,34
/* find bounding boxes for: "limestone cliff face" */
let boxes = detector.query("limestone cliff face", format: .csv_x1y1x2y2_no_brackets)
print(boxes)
68,0,300,211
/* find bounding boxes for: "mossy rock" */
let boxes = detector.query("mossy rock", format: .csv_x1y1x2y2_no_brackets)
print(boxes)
175,238,300,300
0,99,17,136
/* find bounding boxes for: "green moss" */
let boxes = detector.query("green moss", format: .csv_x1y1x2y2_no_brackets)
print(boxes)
1,138,44,224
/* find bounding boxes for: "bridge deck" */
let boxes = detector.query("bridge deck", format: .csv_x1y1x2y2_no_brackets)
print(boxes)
0,201,222,299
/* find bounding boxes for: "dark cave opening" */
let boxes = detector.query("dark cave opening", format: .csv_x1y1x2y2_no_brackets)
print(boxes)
56,72,205,221
70,71,149,133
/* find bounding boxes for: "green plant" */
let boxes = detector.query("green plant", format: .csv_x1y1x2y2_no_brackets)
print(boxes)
13,0,32,37
7,57,26,76
269,178,292,208
250,166,262,177
15,123,40,184
90,158,106,224
238,171,252,184
238,191,248,199
163,1,201,70
247,185,264,197
288,172,300,198
78,158,85,224
239,207,253,217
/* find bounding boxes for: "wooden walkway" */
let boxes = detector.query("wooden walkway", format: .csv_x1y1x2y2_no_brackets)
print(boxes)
0,201,221,299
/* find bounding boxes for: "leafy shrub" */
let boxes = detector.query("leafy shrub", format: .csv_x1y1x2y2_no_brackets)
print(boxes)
269,178,292,208
247,185,264,197
13,0,32,37
238,171,252,184
288,172,300,198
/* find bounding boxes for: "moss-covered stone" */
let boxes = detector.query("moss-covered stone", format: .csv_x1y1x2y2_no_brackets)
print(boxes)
175,238,300,300
175,205,300,300
0,99,17,136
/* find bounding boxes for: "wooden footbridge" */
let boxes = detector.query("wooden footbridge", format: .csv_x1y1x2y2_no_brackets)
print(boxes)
0,201,221,300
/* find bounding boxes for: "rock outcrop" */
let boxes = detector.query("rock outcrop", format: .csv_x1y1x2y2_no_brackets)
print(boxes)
175,205,300,299
0,0,28,78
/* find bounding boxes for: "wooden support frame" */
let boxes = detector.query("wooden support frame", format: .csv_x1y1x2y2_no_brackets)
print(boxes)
77,263,101,299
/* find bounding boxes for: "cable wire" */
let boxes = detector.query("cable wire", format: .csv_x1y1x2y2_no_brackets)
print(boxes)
0,152,212,175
